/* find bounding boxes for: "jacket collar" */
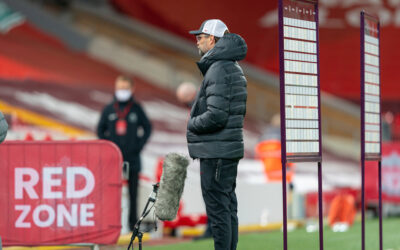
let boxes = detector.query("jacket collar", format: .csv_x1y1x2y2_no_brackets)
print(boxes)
196,33,247,76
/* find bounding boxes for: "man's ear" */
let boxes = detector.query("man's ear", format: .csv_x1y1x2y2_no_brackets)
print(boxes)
209,35,215,46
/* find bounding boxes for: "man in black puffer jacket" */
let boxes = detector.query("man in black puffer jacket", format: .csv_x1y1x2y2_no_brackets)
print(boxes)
188,19,247,250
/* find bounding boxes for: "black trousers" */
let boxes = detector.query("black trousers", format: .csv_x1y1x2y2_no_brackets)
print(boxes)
128,157,140,231
200,158,239,250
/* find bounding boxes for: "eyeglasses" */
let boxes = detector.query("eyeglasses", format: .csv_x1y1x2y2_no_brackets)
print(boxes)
196,34,210,42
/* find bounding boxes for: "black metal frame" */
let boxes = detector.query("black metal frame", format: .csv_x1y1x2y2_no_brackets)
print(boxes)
360,11,382,250
278,0,322,249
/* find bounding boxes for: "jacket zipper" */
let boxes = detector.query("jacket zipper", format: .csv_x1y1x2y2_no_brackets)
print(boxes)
215,159,222,181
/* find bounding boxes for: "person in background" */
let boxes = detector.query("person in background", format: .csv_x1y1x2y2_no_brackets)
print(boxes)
0,111,8,143
176,81,197,108
260,113,281,141
97,75,152,231
187,19,247,250
382,111,393,141
328,192,356,232
255,113,295,182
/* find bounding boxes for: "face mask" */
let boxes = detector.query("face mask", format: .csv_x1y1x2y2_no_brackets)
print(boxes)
115,89,132,102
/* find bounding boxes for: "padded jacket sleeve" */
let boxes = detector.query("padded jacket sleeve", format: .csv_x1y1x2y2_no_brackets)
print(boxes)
188,67,230,134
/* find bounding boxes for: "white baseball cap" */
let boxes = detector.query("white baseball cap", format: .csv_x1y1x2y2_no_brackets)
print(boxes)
189,19,228,38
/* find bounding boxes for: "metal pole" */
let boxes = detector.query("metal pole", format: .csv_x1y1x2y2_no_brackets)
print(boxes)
282,161,288,250
315,2,323,248
360,11,366,250
318,162,324,250
278,0,287,249
378,161,383,250
361,159,365,250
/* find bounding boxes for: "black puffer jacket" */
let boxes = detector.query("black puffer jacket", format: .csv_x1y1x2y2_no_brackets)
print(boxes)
97,97,152,170
187,33,247,159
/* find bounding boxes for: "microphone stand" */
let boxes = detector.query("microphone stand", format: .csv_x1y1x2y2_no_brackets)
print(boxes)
127,183,159,250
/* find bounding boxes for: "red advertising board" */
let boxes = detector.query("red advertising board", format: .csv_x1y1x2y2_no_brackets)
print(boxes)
0,140,123,246
366,142,400,204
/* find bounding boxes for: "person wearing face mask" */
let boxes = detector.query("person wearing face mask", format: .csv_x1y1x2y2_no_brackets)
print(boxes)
97,75,152,231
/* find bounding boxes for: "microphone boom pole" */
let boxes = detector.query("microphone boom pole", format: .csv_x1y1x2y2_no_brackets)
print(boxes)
127,183,159,250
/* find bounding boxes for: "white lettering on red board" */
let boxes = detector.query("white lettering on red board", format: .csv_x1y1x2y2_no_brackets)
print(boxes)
14,167,96,228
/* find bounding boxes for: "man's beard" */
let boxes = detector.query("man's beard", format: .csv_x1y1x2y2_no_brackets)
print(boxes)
198,49,205,57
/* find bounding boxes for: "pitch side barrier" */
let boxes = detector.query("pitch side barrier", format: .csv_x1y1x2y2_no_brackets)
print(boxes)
278,0,323,249
360,11,383,250
0,140,123,247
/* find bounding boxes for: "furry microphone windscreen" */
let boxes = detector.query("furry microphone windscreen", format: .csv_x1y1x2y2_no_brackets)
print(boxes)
0,112,8,143
155,153,189,221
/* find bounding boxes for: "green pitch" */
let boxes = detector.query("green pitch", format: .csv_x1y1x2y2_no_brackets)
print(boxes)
145,218,400,250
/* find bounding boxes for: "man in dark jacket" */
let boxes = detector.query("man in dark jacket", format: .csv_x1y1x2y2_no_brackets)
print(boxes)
97,75,152,231
188,19,247,250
